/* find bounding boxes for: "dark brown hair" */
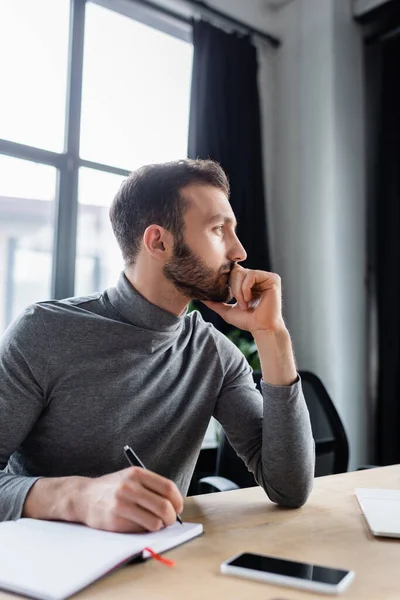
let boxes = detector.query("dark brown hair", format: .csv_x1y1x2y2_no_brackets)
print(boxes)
109,159,229,265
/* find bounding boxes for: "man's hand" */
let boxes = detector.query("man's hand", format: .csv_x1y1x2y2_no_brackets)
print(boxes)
203,264,298,386
80,467,183,532
23,468,184,533
204,264,285,334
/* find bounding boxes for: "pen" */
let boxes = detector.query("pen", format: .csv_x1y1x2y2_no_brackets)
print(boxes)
123,444,183,526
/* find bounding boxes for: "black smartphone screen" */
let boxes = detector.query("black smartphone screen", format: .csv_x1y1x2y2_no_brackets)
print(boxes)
228,553,349,585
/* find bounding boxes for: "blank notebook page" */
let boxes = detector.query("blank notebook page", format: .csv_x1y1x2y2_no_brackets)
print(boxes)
0,519,203,600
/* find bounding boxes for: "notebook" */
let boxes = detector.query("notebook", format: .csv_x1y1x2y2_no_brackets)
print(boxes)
0,518,203,600
355,488,400,538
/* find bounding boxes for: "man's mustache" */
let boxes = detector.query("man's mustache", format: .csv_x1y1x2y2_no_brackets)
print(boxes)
219,261,235,275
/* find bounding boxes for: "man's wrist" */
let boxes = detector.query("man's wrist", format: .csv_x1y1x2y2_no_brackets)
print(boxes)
23,476,91,523
252,324,291,344
65,476,92,523
252,326,298,386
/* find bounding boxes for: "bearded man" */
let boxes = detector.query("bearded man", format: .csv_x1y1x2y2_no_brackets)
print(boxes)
0,159,314,530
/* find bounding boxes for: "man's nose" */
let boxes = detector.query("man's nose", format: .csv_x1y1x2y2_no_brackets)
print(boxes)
229,236,247,263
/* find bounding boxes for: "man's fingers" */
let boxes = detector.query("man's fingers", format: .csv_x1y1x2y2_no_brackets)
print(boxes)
114,497,165,532
229,269,247,308
118,479,178,527
202,301,233,318
127,467,183,514
242,271,256,303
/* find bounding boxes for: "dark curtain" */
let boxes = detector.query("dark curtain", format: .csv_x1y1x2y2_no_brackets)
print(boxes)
374,37,400,464
188,19,270,332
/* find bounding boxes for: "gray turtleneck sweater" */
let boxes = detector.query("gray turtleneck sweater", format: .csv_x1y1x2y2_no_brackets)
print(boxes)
0,273,314,521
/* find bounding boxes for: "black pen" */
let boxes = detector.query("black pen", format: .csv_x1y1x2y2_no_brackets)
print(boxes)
123,444,183,526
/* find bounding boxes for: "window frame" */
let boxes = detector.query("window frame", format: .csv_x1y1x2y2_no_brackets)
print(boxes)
0,0,192,299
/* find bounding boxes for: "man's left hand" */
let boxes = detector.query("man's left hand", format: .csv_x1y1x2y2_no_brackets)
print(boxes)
203,264,285,334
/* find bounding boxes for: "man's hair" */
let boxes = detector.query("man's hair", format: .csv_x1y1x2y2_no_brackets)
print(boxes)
109,159,230,265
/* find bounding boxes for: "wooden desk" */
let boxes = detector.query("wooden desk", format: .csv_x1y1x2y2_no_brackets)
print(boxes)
2,466,400,600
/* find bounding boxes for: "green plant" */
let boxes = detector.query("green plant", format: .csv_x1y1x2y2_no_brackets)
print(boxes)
226,328,261,371
187,301,196,313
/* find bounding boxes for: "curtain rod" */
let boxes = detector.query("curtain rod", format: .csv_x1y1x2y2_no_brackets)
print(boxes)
134,0,281,47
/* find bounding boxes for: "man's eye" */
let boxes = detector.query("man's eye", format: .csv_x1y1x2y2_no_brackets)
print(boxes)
213,225,224,233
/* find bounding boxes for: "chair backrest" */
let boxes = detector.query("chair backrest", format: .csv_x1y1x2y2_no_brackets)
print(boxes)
216,430,257,488
299,370,349,476
216,370,349,486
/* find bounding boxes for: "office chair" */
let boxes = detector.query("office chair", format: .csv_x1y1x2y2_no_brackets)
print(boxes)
198,370,350,493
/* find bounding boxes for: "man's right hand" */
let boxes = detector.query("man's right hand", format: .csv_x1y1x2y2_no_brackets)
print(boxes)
80,467,184,532
23,468,184,533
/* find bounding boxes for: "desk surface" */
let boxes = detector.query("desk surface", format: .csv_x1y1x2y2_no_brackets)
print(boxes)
2,465,400,600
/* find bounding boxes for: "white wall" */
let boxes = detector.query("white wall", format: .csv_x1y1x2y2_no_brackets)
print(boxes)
272,0,368,469
333,0,368,468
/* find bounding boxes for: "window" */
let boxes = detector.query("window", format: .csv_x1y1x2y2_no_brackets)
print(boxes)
0,0,70,152
0,155,57,331
0,0,193,329
76,167,126,295
80,3,193,169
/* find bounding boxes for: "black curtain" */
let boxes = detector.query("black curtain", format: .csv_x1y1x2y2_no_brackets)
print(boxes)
188,20,270,332
373,37,400,464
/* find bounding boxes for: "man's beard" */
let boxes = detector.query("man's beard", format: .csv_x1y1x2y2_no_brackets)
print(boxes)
163,236,234,302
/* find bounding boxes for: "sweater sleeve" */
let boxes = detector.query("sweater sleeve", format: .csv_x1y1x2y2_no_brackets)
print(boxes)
0,306,48,520
212,331,315,508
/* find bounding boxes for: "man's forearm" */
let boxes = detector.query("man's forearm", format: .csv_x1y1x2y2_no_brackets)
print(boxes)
23,476,90,522
253,327,298,386
22,468,184,533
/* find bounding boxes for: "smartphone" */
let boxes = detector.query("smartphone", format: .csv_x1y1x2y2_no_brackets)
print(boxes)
220,552,354,595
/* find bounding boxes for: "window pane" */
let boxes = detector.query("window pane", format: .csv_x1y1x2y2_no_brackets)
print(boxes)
75,167,126,296
80,2,193,169
0,155,57,333
0,0,70,152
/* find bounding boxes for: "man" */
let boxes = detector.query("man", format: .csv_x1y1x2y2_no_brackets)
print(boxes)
0,159,314,531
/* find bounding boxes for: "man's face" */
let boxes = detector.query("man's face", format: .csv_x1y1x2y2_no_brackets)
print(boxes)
163,184,247,302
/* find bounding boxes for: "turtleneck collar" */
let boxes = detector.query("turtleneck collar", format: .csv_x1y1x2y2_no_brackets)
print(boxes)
106,272,185,333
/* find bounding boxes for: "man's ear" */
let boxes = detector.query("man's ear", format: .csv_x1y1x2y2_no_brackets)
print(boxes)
143,225,173,261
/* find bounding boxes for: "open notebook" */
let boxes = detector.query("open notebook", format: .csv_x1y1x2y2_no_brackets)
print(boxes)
0,518,203,600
